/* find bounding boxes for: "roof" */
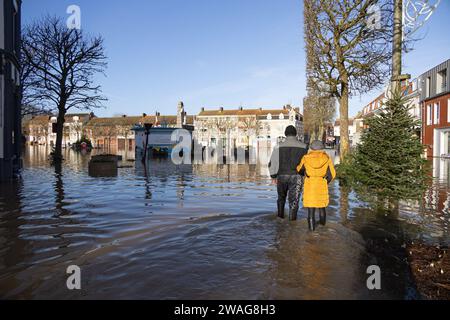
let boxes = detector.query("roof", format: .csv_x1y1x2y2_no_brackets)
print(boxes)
85,116,143,127
141,115,195,125
24,115,52,126
197,107,301,117
64,113,92,122
85,114,195,128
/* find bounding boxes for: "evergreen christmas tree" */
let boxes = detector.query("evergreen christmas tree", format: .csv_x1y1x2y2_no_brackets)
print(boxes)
346,92,428,207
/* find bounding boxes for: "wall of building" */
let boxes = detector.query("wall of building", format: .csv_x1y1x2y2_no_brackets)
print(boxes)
419,60,450,102
422,93,450,157
0,0,21,181
0,2,5,160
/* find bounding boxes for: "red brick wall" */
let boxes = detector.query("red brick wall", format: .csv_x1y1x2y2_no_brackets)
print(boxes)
422,93,450,157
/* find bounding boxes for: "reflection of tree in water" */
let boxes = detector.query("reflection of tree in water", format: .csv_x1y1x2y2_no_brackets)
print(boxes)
348,207,421,299
0,180,32,298
177,174,185,203
53,163,70,217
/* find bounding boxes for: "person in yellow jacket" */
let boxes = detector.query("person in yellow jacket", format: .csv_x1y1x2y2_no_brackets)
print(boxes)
296,140,336,231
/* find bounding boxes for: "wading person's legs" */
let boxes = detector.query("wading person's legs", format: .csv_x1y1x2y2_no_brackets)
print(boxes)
307,208,316,231
277,176,289,219
319,208,327,226
288,175,303,221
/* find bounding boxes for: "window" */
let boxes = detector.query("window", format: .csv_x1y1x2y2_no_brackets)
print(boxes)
448,99,450,123
427,104,432,125
437,69,447,94
434,103,440,125
426,77,431,98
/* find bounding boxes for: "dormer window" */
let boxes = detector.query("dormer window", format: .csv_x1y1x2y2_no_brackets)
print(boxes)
279,113,284,120
267,113,272,120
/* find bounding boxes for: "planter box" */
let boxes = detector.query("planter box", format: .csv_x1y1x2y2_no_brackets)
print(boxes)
88,154,118,177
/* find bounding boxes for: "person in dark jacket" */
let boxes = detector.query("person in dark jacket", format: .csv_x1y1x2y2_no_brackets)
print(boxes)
269,126,308,220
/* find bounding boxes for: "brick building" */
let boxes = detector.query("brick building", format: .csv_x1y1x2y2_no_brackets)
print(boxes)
84,103,194,151
420,59,450,157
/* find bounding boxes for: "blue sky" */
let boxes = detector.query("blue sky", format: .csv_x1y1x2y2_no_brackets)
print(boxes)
22,0,450,118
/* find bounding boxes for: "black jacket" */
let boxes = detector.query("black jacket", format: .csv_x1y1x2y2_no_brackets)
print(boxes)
269,137,308,178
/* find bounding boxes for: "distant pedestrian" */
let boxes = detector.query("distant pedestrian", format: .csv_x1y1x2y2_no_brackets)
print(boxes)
269,126,308,221
297,140,336,231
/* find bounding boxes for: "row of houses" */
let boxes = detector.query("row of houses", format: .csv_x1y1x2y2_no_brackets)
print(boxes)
22,102,304,154
333,58,450,158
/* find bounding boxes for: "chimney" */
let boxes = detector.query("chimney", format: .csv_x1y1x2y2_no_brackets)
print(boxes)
201,107,205,112
142,113,147,118
220,107,224,112
122,115,127,118
239,107,243,111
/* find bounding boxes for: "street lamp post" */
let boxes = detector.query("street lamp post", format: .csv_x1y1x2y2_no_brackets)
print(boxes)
142,123,153,163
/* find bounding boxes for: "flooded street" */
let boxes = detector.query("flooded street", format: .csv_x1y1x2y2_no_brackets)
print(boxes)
0,147,449,299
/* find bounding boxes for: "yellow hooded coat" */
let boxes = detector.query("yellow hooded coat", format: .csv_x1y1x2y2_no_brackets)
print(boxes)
297,151,336,208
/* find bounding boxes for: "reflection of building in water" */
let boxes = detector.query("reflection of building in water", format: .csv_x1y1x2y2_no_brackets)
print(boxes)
194,106,304,154
135,159,192,202
419,158,450,241
192,163,264,183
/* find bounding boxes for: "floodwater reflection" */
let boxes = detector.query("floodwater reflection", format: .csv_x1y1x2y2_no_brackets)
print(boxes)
0,147,448,299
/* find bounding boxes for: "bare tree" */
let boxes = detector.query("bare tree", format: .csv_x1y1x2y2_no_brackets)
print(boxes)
21,16,107,162
304,0,393,159
239,117,261,150
303,94,336,142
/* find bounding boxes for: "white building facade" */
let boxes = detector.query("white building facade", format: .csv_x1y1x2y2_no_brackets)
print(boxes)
194,106,304,154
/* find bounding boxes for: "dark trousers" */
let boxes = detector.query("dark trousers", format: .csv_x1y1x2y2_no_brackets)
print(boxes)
277,175,303,220
307,208,327,231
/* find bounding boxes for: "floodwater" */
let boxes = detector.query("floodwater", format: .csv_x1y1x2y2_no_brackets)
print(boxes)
0,147,448,299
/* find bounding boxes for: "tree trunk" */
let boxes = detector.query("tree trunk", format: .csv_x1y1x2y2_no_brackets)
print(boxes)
318,120,325,143
339,81,350,160
391,0,403,92
54,111,66,162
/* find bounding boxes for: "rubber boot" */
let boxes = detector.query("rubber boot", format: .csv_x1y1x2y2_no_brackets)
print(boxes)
319,208,327,226
289,208,298,221
277,202,285,219
307,209,316,231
